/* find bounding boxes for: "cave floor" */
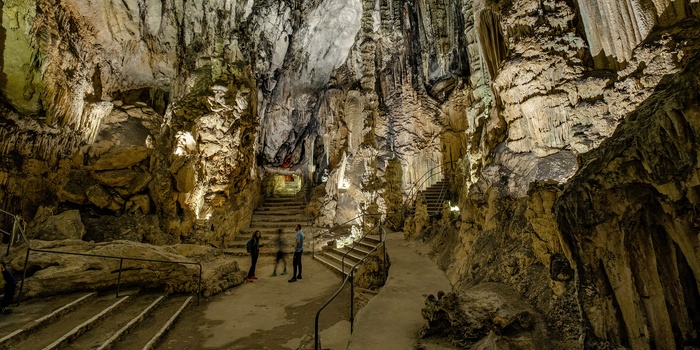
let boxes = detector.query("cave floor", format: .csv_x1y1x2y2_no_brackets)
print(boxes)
156,232,455,350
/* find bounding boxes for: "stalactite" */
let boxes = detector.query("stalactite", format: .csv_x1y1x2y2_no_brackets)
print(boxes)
475,8,507,83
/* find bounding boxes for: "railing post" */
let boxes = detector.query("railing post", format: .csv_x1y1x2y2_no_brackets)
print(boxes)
18,248,30,306
116,258,124,298
6,218,16,257
350,271,355,334
197,264,202,305
9,218,16,250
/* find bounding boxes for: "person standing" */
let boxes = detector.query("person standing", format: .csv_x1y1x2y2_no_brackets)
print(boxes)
247,230,261,282
288,224,304,282
1,261,16,315
271,228,287,276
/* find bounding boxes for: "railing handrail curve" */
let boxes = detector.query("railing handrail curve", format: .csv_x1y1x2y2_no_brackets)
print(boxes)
340,222,381,277
314,220,386,350
311,212,384,258
404,161,457,213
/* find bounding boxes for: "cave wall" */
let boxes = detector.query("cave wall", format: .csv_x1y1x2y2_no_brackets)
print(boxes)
0,0,284,243
0,0,699,347
556,49,700,349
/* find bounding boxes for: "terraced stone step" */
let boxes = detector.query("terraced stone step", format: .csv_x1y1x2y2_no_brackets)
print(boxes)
262,198,306,205
251,214,310,222
110,295,192,349
239,227,301,234
224,247,311,256
0,292,97,348
255,205,307,211
250,220,309,228
231,232,302,241
313,255,356,276
324,247,365,263
10,291,136,350
69,293,165,350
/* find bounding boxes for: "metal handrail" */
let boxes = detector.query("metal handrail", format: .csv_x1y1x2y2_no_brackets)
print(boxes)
404,161,457,214
0,208,28,256
311,213,384,258
0,209,202,306
433,178,451,216
313,220,386,350
340,223,381,278
18,248,202,306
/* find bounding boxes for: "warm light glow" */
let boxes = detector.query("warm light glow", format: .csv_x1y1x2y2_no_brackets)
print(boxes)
174,131,196,156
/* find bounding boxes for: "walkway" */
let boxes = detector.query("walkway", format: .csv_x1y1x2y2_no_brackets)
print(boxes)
347,233,452,349
156,232,451,349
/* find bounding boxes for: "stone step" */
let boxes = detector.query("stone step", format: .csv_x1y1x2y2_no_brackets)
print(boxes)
239,227,301,235
313,254,356,276
248,220,309,228
422,190,448,195
110,295,192,349
231,233,300,241
262,198,306,205
254,206,307,212
224,247,312,257
251,214,309,222
320,252,357,273
11,290,136,350
69,293,165,350
324,247,366,263
0,292,97,348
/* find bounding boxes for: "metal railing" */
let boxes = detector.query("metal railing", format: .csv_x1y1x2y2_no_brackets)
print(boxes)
313,220,386,350
340,221,383,278
0,209,24,257
0,209,202,306
403,161,457,215
18,248,203,306
310,213,384,259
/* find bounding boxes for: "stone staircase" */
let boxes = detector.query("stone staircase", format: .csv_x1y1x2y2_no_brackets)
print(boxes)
227,196,311,256
418,178,450,216
313,234,382,276
0,289,191,349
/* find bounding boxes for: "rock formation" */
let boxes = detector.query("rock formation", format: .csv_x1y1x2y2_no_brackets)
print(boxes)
1,0,699,348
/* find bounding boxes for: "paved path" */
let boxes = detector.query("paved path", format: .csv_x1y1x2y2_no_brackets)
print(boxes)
348,233,452,350
159,232,451,349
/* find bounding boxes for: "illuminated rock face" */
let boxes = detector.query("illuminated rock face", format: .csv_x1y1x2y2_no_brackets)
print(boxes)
1,0,699,347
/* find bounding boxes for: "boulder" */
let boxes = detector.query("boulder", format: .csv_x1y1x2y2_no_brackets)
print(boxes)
86,184,112,208
92,146,149,171
93,169,138,187
175,160,197,192
126,194,151,214
33,210,86,241
3,240,245,299
57,181,87,204
420,283,551,348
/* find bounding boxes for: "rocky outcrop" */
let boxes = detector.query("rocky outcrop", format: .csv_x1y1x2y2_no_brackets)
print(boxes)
4,239,245,299
31,210,85,241
556,50,700,350
420,284,563,348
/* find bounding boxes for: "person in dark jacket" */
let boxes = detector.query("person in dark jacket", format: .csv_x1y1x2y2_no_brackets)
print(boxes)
1,261,16,315
247,230,261,282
